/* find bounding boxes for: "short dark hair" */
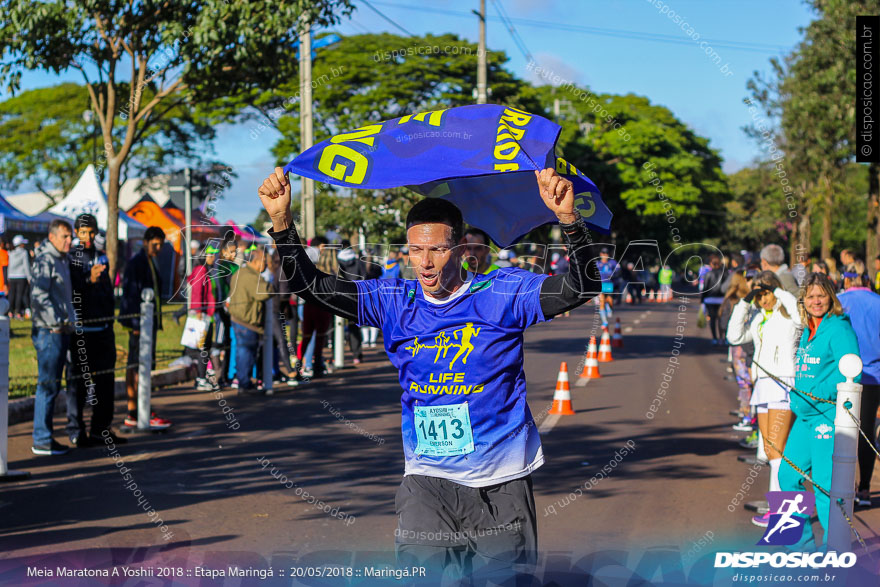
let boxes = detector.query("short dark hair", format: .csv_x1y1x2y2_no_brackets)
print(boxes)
49,219,72,235
73,213,98,231
144,226,166,242
406,199,463,244
464,226,490,245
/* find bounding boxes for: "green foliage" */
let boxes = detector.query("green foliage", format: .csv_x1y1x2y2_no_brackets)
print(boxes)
236,32,539,242
724,165,794,251
744,0,880,258
528,85,729,248
0,0,353,276
0,82,217,196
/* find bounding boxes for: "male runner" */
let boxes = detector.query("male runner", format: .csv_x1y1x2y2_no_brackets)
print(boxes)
258,166,600,580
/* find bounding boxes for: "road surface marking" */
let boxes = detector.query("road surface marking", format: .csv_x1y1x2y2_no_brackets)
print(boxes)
539,414,561,434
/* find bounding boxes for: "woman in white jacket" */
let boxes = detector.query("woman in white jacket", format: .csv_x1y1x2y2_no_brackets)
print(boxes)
726,271,801,527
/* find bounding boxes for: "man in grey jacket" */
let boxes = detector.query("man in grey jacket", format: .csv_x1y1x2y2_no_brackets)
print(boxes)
760,244,799,296
30,219,76,455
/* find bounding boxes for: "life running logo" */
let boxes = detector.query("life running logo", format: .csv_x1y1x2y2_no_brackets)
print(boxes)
714,491,857,569
758,491,815,546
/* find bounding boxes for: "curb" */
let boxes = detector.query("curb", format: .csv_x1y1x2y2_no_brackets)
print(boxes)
8,365,195,426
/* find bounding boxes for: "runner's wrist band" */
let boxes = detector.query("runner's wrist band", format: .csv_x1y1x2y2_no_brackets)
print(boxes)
559,217,588,240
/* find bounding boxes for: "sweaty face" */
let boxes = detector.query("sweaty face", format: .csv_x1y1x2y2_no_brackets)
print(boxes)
76,226,97,249
804,284,831,318
407,223,464,297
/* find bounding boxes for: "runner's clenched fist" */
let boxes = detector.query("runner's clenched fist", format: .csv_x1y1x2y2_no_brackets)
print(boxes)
534,168,577,224
258,167,293,232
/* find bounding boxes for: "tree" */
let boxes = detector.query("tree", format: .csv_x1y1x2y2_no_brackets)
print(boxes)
0,0,353,277
747,0,880,267
0,82,216,200
236,32,540,243
526,85,730,249
724,165,793,252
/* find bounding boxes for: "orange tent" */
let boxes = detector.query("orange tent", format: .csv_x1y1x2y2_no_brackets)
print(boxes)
162,201,225,246
127,195,185,253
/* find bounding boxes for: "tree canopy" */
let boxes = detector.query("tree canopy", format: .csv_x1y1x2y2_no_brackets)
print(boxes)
0,82,216,199
0,0,353,276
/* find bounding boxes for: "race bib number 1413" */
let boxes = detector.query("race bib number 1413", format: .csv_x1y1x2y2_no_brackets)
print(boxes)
414,403,475,457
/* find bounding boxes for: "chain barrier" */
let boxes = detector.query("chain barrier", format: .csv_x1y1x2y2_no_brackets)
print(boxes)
750,359,835,405
750,360,872,550
9,308,184,331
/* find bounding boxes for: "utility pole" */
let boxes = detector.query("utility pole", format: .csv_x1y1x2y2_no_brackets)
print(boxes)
184,167,193,280
475,0,487,104
299,14,316,241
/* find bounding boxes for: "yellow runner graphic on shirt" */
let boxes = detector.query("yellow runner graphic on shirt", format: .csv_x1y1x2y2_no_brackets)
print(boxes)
405,324,487,395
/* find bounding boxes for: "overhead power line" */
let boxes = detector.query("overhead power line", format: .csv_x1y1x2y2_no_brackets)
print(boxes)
369,0,790,54
490,0,535,64
359,0,415,37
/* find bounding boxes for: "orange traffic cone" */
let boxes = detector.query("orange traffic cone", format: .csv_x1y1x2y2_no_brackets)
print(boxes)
648,290,655,303
549,362,576,415
612,318,624,348
597,327,614,362
578,336,601,380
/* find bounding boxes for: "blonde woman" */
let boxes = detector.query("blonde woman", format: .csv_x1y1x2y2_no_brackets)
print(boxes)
721,270,754,428
779,273,860,549
727,271,801,527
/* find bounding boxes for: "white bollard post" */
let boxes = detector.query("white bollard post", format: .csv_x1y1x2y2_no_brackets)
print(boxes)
0,298,28,481
262,296,274,394
334,315,344,369
137,288,154,431
828,353,863,553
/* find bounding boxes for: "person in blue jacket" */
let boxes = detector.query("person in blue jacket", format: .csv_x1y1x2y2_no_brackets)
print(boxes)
838,261,880,508
779,273,861,550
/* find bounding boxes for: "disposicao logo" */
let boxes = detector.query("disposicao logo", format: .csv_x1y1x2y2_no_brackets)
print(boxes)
713,491,857,569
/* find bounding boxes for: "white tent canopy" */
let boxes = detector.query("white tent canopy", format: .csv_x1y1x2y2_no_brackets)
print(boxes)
49,164,147,240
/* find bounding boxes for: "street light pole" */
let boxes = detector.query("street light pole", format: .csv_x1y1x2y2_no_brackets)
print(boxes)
184,167,193,282
299,13,316,241
475,0,487,104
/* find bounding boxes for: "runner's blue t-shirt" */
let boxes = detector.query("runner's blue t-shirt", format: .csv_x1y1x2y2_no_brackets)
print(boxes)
597,259,617,281
355,267,549,487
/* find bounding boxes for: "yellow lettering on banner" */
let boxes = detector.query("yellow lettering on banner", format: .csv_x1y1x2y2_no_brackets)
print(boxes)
398,109,448,127
557,157,585,177
500,107,532,127
574,194,596,219
317,144,369,185
330,124,383,147
493,107,533,173
496,123,525,142
494,141,520,161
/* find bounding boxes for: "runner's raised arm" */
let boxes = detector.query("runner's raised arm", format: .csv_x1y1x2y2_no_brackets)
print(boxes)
258,166,600,323
259,167,359,322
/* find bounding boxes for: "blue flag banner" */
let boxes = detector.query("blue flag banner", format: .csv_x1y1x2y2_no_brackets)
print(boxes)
284,104,611,247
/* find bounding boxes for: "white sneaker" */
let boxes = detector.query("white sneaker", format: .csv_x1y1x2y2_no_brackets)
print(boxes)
732,420,753,432
195,378,213,391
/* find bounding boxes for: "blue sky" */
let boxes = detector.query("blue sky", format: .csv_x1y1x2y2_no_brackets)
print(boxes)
9,0,815,224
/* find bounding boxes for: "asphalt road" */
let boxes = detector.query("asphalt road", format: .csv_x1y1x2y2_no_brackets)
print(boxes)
2,297,879,585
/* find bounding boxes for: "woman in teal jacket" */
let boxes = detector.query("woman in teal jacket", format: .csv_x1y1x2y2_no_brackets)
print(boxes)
779,273,861,550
